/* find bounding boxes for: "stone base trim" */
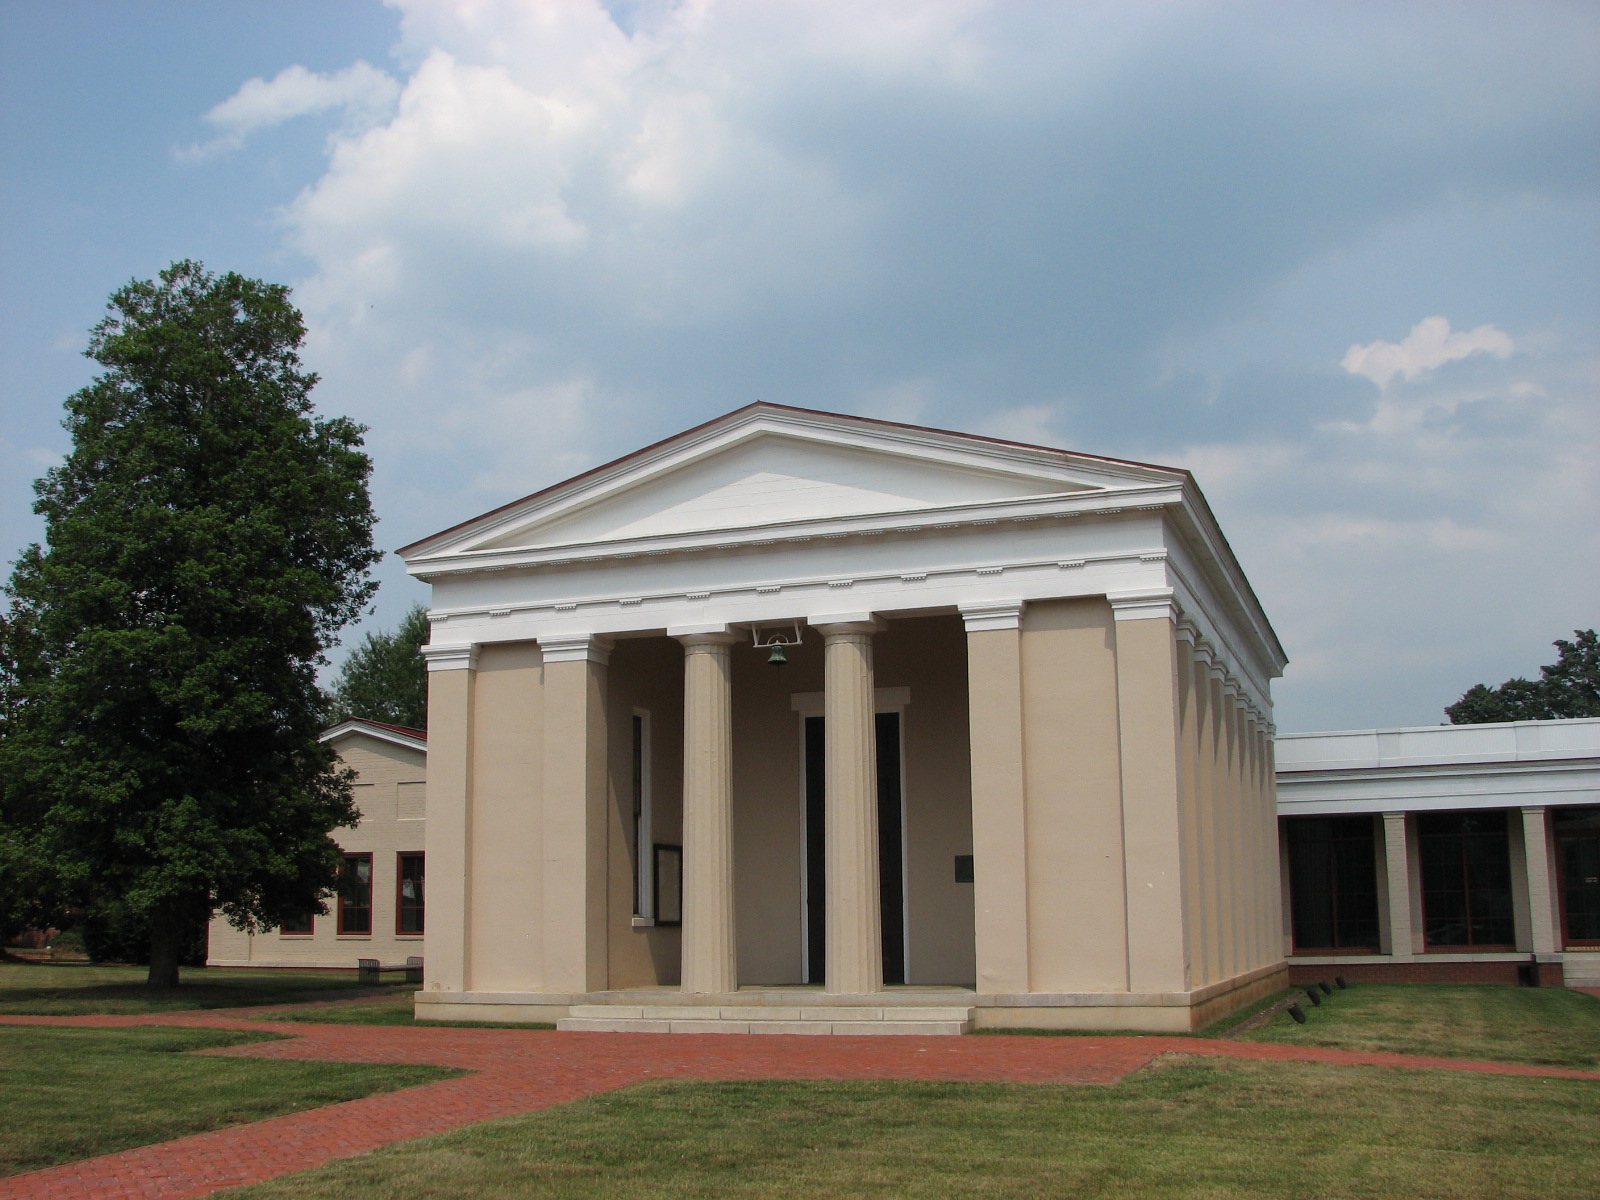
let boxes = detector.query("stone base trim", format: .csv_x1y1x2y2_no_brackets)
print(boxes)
1288,958,1566,987
416,967,1289,1034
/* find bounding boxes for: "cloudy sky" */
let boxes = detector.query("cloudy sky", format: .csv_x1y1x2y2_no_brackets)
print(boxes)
2,0,1595,733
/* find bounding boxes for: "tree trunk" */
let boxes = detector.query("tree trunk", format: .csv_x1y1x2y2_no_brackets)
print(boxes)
146,909,182,989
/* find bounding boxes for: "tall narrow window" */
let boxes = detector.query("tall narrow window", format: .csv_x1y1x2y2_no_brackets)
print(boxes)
632,710,653,919
1418,811,1514,949
338,853,373,935
1554,806,1600,947
1284,815,1380,953
396,853,425,935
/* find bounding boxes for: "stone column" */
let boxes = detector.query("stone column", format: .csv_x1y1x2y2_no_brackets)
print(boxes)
421,643,476,994
815,614,886,995
1381,812,1415,956
1521,807,1561,956
960,601,1031,994
539,633,612,995
1110,593,1190,994
673,628,742,994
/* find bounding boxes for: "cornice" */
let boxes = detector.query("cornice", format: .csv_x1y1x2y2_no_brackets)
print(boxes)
403,485,1184,581
425,546,1169,628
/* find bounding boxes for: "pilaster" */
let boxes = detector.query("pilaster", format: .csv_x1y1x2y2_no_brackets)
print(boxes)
960,600,1030,995
421,643,476,993
539,633,612,993
1110,596,1190,992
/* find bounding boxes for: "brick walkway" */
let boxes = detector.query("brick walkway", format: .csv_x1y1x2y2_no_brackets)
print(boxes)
3,1006,1598,1200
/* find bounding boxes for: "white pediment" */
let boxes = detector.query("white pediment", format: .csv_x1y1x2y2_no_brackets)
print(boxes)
473,433,1098,551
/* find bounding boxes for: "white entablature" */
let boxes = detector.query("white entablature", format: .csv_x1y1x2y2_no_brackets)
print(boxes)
400,403,1286,713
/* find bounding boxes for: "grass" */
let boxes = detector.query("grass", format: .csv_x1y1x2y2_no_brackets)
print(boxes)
0,960,408,1016
224,1058,1600,1200
0,1025,458,1178
1240,983,1600,1070
261,992,554,1030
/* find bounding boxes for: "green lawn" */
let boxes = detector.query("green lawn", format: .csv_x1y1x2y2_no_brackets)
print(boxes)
0,961,405,1016
1240,983,1600,1070
223,1059,1600,1200
0,1025,458,1178
260,992,553,1030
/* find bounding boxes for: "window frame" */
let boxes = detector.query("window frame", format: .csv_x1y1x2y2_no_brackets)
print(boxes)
337,852,374,936
1417,811,1516,951
1283,814,1381,955
278,910,315,937
395,851,425,936
1553,806,1600,949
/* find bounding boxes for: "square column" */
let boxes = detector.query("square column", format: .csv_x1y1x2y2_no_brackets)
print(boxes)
421,643,477,994
539,634,612,994
960,600,1030,995
814,614,886,995
1110,594,1189,993
1521,807,1561,955
673,628,742,994
1381,812,1415,956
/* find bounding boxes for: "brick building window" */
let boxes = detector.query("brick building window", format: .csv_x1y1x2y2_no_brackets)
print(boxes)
338,853,373,935
1418,811,1514,949
1554,806,1600,947
279,910,314,935
1284,815,1380,953
396,853,425,935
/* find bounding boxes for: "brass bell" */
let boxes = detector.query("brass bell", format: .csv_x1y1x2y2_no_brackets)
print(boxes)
767,643,788,666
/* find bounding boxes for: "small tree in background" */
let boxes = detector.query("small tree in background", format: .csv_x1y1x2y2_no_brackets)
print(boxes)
1446,629,1600,723
328,604,430,730
0,261,381,987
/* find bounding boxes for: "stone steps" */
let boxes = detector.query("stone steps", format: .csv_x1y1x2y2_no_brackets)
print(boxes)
557,1003,974,1035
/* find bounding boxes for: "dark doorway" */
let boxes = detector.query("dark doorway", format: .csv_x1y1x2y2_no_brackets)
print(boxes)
804,712,906,985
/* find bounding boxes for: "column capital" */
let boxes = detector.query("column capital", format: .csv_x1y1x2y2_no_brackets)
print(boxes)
811,613,886,637
670,625,743,649
422,642,478,672
958,600,1023,632
1107,588,1178,622
539,633,613,666
1175,618,1201,645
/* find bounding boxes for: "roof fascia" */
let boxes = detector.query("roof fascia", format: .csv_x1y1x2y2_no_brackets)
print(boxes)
319,720,428,754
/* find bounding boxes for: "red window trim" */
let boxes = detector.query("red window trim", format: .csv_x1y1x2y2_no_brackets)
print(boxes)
338,852,374,936
395,851,425,936
1555,816,1600,949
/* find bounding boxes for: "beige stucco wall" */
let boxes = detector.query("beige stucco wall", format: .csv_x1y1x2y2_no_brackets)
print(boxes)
1017,598,1130,992
207,733,427,968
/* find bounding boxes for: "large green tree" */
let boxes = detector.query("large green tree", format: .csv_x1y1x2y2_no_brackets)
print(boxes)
327,604,430,731
1446,629,1600,724
0,261,381,986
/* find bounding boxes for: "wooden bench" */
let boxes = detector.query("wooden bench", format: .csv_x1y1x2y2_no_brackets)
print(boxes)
357,955,423,985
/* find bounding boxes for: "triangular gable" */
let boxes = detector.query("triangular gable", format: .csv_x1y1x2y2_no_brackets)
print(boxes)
403,403,1184,559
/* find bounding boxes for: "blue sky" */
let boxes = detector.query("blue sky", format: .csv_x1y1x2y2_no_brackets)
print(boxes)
2,0,1595,732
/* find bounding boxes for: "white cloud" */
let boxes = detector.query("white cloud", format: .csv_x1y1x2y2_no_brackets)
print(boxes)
185,0,1597,730
180,62,400,159
1341,316,1514,390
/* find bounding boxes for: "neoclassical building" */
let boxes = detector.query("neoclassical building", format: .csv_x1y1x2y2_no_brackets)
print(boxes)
400,404,1288,1032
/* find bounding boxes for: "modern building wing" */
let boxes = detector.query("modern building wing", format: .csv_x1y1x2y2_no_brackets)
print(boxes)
1276,717,1600,987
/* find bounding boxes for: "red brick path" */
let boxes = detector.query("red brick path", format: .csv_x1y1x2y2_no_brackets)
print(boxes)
3,1006,1598,1200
